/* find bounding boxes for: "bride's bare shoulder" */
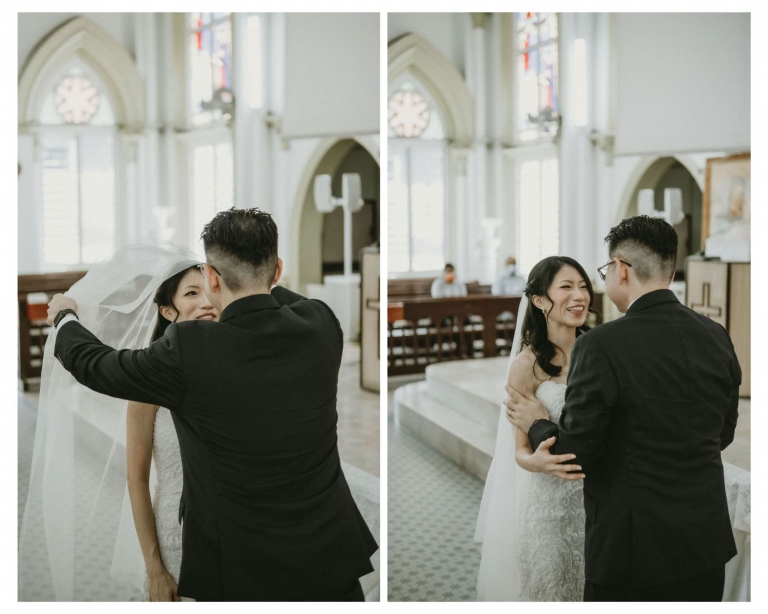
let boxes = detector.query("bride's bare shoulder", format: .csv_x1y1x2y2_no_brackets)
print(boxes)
507,348,538,389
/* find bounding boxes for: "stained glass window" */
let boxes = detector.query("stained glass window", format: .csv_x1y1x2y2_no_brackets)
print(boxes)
387,78,445,141
40,65,115,126
515,12,559,142
388,76,447,273
189,12,233,125
54,76,99,124
388,91,431,138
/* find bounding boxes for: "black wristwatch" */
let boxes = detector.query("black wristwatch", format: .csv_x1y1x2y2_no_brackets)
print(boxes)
53,308,79,328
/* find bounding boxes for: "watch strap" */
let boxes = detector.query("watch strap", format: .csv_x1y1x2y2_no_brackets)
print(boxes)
54,308,79,328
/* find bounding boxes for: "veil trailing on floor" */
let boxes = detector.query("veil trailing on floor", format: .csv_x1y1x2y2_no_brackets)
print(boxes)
18,244,200,601
474,295,531,601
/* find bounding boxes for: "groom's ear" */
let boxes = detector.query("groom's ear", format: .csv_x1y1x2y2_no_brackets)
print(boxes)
271,258,283,287
203,264,221,294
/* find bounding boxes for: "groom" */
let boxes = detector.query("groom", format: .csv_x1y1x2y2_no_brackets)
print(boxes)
47,208,378,601
505,216,740,601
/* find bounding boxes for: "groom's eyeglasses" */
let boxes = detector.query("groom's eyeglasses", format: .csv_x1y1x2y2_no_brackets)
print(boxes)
197,263,221,275
597,259,632,281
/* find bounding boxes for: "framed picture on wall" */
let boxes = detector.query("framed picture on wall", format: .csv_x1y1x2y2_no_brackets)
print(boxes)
702,153,750,249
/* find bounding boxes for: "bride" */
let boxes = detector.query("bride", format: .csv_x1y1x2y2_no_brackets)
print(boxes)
126,264,219,601
18,244,210,601
475,256,595,601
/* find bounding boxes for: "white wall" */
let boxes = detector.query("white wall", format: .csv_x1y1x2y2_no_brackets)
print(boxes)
282,13,379,138
388,13,467,74
615,13,750,155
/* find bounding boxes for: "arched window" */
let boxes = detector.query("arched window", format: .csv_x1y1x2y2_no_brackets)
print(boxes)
387,75,447,274
38,61,118,266
183,12,236,251
18,17,145,271
511,12,561,275
514,11,560,143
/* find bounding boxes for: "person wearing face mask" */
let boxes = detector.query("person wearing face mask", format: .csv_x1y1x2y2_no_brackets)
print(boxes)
492,257,527,296
431,263,468,298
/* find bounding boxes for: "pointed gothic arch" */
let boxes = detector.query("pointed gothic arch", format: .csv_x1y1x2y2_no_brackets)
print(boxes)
388,33,474,148
288,137,380,291
18,17,145,132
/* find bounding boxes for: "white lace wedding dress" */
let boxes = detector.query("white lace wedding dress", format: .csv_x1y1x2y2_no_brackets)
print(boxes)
143,407,185,600
516,381,585,601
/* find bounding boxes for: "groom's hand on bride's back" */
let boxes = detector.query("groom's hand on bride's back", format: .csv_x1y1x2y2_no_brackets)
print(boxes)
530,436,585,481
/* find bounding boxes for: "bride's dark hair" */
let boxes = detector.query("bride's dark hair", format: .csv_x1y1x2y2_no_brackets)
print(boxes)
150,265,202,342
518,256,596,379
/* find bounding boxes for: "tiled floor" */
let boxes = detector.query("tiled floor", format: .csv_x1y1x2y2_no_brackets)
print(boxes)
387,374,751,602
336,343,380,477
387,385,484,602
18,342,379,600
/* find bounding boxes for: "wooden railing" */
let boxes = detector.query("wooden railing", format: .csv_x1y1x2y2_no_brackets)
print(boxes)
18,271,87,390
387,294,603,376
388,277,491,302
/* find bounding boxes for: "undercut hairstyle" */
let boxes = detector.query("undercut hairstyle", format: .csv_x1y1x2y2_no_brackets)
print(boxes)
519,256,596,379
604,215,678,283
200,207,279,293
151,265,202,342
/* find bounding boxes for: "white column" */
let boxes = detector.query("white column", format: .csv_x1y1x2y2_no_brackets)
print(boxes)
448,148,470,278
157,13,182,246
466,14,489,283
559,13,598,275
133,13,158,242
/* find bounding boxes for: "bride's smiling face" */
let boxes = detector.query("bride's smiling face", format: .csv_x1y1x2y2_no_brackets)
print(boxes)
532,265,590,329
160,269,219,324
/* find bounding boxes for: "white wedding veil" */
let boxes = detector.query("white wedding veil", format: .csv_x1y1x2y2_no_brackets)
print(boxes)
474,294,531,601
18,244,200,601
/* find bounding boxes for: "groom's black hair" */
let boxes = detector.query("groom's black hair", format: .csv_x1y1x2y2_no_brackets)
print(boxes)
605,215,678,282
200,207,279,292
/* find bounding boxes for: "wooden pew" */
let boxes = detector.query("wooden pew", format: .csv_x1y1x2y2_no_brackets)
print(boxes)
387,293,603,376
18,272,87,390
388,277,491,301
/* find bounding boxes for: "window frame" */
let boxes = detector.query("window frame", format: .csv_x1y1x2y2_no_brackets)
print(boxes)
511,12,561,147
387,138,449,279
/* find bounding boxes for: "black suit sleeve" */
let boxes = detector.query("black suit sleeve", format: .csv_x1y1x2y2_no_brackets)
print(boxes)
720,338,742,451
54,321,186,411
528,332,619,472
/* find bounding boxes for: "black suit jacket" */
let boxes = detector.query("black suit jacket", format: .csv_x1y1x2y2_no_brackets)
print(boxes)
55,286,378,601
528,289,740,587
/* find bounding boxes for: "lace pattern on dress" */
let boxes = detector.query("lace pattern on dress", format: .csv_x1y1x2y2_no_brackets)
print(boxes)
516,381,586,601
142,407,184,599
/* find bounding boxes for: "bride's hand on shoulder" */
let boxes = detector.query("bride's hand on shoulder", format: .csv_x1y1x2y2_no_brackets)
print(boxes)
148,566,181,602
529,436,585,481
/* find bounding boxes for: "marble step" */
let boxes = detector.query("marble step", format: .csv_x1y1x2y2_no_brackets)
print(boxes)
425,357,509,431
394,380,495,481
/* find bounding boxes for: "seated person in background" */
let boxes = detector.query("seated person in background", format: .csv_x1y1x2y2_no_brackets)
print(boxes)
492,256,527,296
431,263,468,298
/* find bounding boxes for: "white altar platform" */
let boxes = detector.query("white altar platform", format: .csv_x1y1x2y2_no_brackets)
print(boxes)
393,357,751,601
393,357,509,480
